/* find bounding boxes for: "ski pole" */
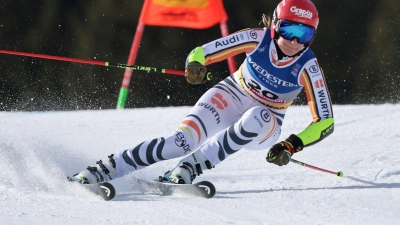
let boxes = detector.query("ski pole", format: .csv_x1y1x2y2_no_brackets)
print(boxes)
290,158,344,177
0,49,185,76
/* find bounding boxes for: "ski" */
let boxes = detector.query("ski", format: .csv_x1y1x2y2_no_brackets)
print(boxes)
133,178,216,198
81,182,116,201
68,178,215,200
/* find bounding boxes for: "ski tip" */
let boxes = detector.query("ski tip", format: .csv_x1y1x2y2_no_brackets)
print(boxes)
98,182,116,201
77,182,116,201
196,181,216,199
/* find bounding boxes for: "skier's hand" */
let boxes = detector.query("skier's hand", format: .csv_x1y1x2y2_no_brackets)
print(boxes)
266,141,293,166
266,134,303,166
185,61,211,85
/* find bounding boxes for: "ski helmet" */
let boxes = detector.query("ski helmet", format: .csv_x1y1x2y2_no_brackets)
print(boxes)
271,0,319,43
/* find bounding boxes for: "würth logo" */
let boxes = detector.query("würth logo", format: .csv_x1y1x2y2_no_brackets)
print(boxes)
211,93,228,110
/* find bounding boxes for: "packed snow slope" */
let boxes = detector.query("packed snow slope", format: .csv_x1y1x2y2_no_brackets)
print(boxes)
1,104,399,225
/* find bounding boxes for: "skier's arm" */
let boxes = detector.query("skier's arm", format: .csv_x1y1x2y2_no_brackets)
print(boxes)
296,61,334,147
185,28,264,67
297,118,334,147
266,60,334,166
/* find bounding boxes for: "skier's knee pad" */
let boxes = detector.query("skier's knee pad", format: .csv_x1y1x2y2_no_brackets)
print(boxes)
239,106,281,150
241,106,275,134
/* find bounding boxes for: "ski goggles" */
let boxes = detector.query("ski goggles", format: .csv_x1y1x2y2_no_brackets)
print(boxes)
276,20,316,44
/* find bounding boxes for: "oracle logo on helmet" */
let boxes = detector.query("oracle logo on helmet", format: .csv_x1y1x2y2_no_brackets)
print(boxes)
275,0,319,28
290,6,313,19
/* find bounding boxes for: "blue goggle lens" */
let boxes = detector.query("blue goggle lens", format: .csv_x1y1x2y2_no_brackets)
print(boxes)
278,20,316,44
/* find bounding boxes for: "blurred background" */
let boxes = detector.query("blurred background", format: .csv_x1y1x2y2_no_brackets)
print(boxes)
0,0,399,111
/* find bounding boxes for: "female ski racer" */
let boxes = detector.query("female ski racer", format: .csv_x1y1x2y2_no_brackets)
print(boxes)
69,0,334,185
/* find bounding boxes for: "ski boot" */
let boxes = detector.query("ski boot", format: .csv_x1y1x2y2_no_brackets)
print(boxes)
67,154,117,184
157,151,214,184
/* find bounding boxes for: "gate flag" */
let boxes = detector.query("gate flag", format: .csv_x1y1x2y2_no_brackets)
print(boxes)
116,0,234,109
141,0,228,29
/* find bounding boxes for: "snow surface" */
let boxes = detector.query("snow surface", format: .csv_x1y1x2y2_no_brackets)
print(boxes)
1,105,399,225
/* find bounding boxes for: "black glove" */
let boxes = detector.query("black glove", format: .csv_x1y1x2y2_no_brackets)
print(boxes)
266,134,304,166
185,61,211,85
